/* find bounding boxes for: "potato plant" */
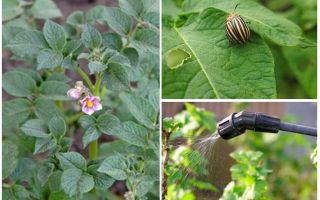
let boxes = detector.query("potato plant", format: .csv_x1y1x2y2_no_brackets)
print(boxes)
162,0,316,99
162,103,217,199
220,151,271,200
2,0,160,199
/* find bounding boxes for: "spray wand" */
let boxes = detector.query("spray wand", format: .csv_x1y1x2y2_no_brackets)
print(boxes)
217,111,317,139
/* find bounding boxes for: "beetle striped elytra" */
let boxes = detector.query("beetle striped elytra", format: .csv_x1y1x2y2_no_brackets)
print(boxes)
224,5,251,44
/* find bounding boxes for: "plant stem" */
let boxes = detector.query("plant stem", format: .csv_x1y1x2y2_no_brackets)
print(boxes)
89,140,98,160
76,67,95,93
162,130,171,200
94,73,102,96
88,74,103,161
66,113,84,125
120,22,141,52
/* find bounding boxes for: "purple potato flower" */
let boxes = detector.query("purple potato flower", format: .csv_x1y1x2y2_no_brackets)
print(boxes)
80,96,102,115
67,88,82,100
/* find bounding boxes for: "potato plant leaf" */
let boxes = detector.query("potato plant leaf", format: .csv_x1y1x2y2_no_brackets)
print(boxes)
7,30,49,58
163,8,276,99
61,168,94,197
3,141,19,179
183,0,306,46
98,155,128,180
43,20,66,51
57,152,87,171
3,71,37,97
39,81,70,100
102,7,132,36
21,119,50,138
120,92,158,129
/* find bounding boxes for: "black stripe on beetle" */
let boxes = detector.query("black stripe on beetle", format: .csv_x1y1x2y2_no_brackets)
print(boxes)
225,14,250,44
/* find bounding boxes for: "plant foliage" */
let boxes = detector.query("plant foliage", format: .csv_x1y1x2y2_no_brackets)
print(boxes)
162,0,316,99
2,0,159,199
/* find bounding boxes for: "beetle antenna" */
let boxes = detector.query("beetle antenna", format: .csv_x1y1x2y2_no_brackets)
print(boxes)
233,3,240,13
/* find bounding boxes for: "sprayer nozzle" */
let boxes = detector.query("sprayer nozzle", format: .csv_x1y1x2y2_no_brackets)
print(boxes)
217,111,281,140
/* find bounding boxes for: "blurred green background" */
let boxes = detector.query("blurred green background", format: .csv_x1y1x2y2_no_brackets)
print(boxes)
254,0,317,98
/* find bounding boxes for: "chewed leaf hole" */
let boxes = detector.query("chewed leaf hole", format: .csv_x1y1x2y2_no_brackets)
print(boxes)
165,48,192,69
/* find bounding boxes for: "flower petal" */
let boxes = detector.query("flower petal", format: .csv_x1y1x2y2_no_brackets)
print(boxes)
67,88,81,100
82,106,95,115
93,103,102,111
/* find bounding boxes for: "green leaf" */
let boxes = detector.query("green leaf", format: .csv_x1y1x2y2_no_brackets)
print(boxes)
3,140,19,179
8,30,48,57
135,178,154,197
3,71,37,97
49,191,71,200
102,32,123,51
103,7,132,36
3,24,27,47
131,28,159,54
37,49,64,70
144,161,160,181
3,99,32,132
61,168,94,197
103,63,130,92
81,24,102,49
162,8,276,99
60,138,72,152
164,48,191,69
148,89,159,111
282,46,317,98
37,162,55,186
117,121,148,146
88,61,107,74
66,11,84,27
108,53,132,68
87,163,115,190
10,158,37,182
79,115,96,129
119,0,144,18
82,126,101,148
184,0,304,46
43,20,66,51
16,68,43,83
185,103,216,132
34,98,61,121
3,0,23,22
49,171,63,192
120,93,157,129
99,140,129,157
47,73,71,82
96,113,121,135
142,0,159,13
98,155,127,180
123,48,139,67
21,119,50,138
39,81,70,100
144,12,160,29
3,184,30,200
61,56,78,70
63,40,83,56
34,137,56,154
49,115,67,139
31,0,62,19
86,6,107,24
57,152,87,171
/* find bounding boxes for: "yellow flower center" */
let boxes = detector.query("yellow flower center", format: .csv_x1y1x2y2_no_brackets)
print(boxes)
86,100,94,108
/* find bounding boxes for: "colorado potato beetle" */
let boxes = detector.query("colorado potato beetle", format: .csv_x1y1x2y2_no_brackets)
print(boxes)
224,5,250,44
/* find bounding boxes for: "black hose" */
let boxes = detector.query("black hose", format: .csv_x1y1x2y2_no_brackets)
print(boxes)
217,111,317,139
279,122,317,137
